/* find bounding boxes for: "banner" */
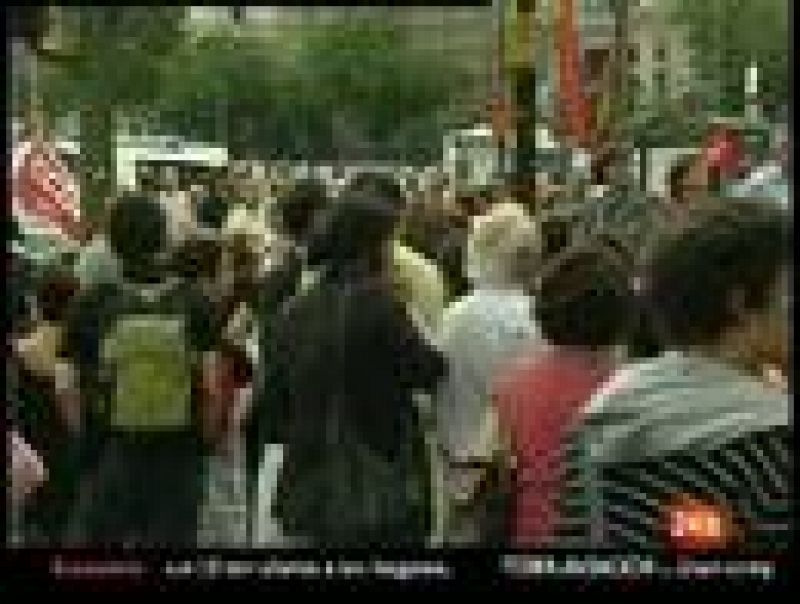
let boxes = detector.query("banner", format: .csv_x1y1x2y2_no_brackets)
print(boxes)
556,0,591,147
11,139,83,241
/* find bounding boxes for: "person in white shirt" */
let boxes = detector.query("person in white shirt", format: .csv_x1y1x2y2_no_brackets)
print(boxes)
435,201,544,544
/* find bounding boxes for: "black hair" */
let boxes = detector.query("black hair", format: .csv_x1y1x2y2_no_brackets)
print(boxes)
35,266,79,324
345,172,406,213
538,214,573,264
196,192,228,231
667,154,696,203
7,252,33,336
275,178,330,243
305,187,397,272
172,235,221,281
534,241,634,350
107,192,168,275
644,198,791,347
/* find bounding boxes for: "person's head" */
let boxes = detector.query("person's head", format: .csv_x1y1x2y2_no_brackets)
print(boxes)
532,239,634,351
172,235,221,282
274,178,330,244
401,188,459,260
305,186,398,274
107,192,169,279
8,252,34,340
537,211,574,266
667,154,697,206
644,199,791,375
346,172,407,216
138,166,161,195
668,153,721,206
35,266,79,324
466,202,540,289
196,190,229,231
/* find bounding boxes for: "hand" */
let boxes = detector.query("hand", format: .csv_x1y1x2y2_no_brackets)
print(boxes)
8,430,47,506
762,365,789,394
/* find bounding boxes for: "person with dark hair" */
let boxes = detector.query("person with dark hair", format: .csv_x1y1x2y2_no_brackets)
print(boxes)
262,187,445,546
172,234,222,284
667,154,696,206
62,192,222,546
666,152,720,213
35,266,80,325
195,176,230,233
343,173,452,336
244,179,333,529
345,171,407,213
399,185,468,307
492,240,634,547
563,199,791,552
7,251,83,545
273,177,330,245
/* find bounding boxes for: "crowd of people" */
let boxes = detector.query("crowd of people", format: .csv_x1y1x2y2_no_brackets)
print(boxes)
8,139,791,552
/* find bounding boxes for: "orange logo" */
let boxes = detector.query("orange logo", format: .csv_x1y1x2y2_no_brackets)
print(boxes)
663,496,739,552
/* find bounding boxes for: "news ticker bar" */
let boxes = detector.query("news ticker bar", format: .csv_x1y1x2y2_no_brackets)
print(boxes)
6,551,788,584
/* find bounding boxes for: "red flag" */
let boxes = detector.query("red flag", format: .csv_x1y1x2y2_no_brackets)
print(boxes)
702,125,745,179
12,140,82,240
557,0,591,147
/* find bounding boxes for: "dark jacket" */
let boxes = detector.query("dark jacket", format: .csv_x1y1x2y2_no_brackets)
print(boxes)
263,265,446,544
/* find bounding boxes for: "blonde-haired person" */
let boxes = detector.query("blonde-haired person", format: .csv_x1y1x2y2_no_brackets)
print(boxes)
434,201,544,545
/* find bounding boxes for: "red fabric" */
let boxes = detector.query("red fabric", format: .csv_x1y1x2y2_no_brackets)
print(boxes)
12,141,82,239
199,351,252,448
493,347,612,547
557,0,591,147
199,354,236,446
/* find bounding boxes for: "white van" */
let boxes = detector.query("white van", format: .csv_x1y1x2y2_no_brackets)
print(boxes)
116,134,229,191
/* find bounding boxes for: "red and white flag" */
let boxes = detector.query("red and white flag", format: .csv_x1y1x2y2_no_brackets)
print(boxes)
11,139,83,241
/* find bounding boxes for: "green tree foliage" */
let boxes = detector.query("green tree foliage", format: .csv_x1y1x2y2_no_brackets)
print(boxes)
156,15,484,165
668,0,789,119
37,7,186,221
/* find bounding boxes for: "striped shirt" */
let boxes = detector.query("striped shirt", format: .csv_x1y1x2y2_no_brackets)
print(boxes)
560,352,790,552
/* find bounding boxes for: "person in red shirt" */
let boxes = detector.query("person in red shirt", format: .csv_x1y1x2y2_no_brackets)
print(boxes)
493,238,635,547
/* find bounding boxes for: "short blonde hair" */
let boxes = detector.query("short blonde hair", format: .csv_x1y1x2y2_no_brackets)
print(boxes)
466,202,541,288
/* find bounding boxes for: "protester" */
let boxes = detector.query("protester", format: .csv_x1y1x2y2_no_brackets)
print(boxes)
6,103,791,555
402,183,477,301
245,178,332,507
435,201,543,544
7,256,85,544
63,192,221,546
563,199,791,551
665,152,720,220
345,171,449,336
493,239,634,547
196,168,233,233
264,185,445,546
400,179,469,303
